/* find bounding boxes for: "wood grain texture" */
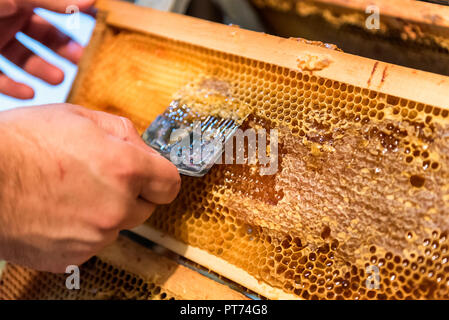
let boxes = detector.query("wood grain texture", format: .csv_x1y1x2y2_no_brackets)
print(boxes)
98,236,248,300
95,0,449,109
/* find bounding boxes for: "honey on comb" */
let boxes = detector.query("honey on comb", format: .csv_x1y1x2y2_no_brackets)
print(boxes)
70,31,449,300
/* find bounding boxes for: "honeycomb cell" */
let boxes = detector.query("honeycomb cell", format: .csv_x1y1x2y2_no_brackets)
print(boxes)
65,28,449,300
0,258,175,300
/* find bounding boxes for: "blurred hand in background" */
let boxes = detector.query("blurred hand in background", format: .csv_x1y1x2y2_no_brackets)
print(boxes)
0,0,95,99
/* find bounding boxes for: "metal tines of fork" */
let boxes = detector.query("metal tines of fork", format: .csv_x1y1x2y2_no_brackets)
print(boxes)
200,115,237,142
142,111,244,177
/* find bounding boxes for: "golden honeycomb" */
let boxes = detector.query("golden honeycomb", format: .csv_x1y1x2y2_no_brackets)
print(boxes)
68,26,449,300
0,257,175,300
170,77,251,122
0,236,247,300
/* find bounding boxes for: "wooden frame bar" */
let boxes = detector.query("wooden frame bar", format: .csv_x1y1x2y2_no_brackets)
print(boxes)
132,224,300,300
94,0,449,109
97,236,249,300
251,0,449,75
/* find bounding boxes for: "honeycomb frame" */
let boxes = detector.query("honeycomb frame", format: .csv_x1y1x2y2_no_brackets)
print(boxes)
51,0,449,300
0,236,247,300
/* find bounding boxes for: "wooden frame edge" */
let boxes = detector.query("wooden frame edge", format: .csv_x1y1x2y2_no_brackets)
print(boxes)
96,0,449,109
311,0,449,29
132,224,301,300
98,236,248,300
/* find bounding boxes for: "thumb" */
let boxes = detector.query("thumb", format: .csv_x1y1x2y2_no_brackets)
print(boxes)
16,0,95,13
73,107,157,153
0,0,17,17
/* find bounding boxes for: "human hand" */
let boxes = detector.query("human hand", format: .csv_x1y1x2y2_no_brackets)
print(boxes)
0,0,95,99
0,104,181,272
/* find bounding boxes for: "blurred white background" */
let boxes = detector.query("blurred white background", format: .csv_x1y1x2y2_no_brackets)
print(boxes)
0,9,96,111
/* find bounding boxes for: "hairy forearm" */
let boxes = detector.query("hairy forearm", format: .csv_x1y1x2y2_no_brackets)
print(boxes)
0,121,18,260
0,104,180,272
0,116,49,262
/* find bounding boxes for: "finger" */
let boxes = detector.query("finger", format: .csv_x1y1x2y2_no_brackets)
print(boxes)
122,142,181,205
1,39,64,85
120,197,156,230
0,73,34,99
24,14,83,64
73,107,157,153
0,0,18,18
70,106,181,203
0,38,62,83
15,0,95,13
